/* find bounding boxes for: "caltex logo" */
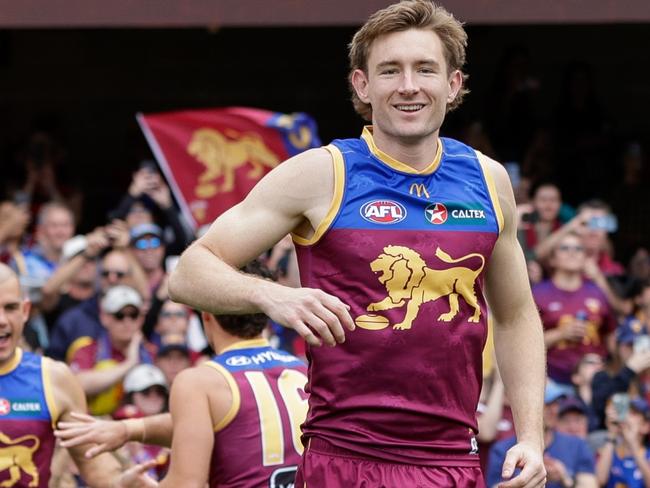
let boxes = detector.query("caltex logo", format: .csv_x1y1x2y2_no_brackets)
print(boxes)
424,203,448,224
0,398,10,416
360,200,407,224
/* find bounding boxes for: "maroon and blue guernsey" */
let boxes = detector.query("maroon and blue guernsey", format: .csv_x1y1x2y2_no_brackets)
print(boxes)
533,279,616,384
0,348,58,487
204,339,308,487
293,127,504,466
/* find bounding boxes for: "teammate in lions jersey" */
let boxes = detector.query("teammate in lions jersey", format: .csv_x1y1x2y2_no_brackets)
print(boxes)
0,263,152,487
56,261,307,488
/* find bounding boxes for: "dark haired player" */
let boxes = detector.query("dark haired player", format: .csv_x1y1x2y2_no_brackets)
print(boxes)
56,262,307,487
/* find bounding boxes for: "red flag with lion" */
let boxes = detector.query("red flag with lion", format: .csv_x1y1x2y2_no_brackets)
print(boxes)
137,107,321,230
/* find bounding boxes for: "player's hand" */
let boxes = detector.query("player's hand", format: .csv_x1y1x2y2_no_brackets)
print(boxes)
112,460,159,488
55,412,129,458
498,441,546,488
262,286,355,347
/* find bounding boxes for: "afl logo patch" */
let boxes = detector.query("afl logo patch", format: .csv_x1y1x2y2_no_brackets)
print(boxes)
0,398,10,416
424,203,448,224
360,200,407,224
226,356,252,367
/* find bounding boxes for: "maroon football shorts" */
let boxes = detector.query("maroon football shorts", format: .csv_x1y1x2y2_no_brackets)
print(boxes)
296,438,486,488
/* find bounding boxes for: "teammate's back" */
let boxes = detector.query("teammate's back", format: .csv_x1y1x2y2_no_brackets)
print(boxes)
205,339,308,488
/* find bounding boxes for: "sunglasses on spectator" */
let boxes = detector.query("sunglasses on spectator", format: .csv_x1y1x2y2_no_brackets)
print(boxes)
134,237,162,250
137,385,167,397
113,310,140,321
101,270,128,279
557,244,585,253
160,310,187,319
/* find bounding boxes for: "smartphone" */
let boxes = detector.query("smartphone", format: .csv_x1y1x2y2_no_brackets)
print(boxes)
139,160,158,173
588,215,618,233
521,211,539,224
634,335,650,354
165,255,180,274
612,393,630,422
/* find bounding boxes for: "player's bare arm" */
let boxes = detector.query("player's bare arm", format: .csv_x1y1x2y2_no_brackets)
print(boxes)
56,412,173,458
158,366,228,488
480,154,547,488
48,358,154,488
169,148,355,346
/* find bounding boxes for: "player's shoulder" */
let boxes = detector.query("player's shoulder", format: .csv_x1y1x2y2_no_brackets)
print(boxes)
474,151,511,193
175,362,230,395
267,147,333,185
42,356,77,387
41,356,85,413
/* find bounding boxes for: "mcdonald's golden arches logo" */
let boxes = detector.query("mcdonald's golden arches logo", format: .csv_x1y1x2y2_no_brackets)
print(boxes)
409,183,430,199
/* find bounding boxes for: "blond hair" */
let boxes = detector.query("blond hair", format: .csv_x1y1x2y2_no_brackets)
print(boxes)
348,0,469,120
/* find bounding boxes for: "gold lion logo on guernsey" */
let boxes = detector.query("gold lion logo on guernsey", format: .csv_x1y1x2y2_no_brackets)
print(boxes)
355,246,485,331
0,432,40,487
187,128,280,199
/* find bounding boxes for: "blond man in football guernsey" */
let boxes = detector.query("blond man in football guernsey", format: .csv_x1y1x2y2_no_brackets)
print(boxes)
169,1,547,486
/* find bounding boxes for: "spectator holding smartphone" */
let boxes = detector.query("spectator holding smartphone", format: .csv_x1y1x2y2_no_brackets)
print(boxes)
535,232,617,387
110,161,192,256
596,395,650,487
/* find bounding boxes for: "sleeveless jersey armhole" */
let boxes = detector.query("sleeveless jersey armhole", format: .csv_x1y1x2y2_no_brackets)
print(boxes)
202,361,241,432
476,151,505,234
41,358,60,428
291,144,345,246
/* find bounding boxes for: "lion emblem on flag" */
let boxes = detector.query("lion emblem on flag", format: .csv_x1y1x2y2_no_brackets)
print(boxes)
188,128,280,198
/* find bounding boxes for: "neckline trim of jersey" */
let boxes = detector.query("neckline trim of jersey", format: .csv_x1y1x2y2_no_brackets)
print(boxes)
0,347,23,376
219,338,270,354
361,126,442,175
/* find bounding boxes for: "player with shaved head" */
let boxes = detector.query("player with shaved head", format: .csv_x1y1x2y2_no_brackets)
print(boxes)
0,263,152,487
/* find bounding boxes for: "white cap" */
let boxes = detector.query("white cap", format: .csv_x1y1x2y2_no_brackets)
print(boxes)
62,235,88,260
101,286,142,313
123,364,168,393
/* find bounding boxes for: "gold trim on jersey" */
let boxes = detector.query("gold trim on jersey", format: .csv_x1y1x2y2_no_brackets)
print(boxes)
476,151,505,233
0,347,22,376
65,336,94,364
203,362,241,432
361,126,442,175
218,338,270,355
291,144,345,247
41,358,60,427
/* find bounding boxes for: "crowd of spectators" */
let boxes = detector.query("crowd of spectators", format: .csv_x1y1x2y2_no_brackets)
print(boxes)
478,178,650,486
